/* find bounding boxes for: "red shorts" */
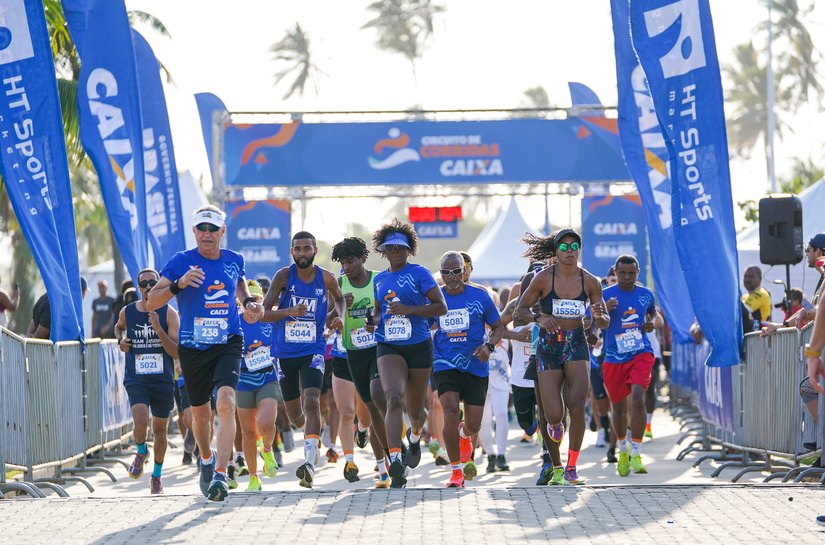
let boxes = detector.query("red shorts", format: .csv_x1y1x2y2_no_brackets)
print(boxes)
602,352,655,404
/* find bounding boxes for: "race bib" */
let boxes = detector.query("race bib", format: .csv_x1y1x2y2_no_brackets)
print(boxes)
350,327,376,349
615,329,645,354
244,346,272,372
193,317,228,344
285,320,317,343
384,316,412,341
552,299,586,319
439,308,470,333
135,353,163,375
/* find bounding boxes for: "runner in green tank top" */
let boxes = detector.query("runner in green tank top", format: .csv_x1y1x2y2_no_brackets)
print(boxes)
329,237,393,488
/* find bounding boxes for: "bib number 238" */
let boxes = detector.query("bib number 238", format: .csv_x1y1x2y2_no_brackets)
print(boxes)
193,317,228,344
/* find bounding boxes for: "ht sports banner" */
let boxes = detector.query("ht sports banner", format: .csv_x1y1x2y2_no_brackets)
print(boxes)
225,199,291,280
629,0,742,366
0,0,84,341
610,0,695,344
222,118,631,186
132,30,185,269
63,0,148,283
581,195,648,282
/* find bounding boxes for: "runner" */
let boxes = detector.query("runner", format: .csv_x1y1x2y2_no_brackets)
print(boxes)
368,219,447,488
431,252,504,487
601,254,661,477
479,336,511,474
148,205,263,501
237,280,284,492
262,231,346,489
116,268,179,495
329,236,393,488
326,328,362,482
515,229,609,485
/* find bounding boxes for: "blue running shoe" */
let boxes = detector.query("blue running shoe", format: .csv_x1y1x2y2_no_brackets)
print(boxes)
536,462,553,486
207,472,228,502
816,514,825,527
199,449,216,497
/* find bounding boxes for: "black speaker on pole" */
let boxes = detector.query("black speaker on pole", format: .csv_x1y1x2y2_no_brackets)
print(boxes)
759,195,803,265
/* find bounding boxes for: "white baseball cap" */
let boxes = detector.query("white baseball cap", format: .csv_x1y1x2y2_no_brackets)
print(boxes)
193,209,225,228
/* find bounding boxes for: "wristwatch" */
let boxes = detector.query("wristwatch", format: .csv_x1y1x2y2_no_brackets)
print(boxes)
803,344,821,358
485,342,496,352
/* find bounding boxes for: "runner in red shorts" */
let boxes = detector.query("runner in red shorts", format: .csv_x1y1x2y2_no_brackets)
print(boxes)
601,254,662,477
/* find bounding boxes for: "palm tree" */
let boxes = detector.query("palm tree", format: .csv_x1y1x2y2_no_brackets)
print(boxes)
270,23,325,99
362,0,445,80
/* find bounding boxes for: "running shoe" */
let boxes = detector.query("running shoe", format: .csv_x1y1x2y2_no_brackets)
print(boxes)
520,433,533,444
236,455,249,476
326,448,339,463
434,449,450,466
606,447,618,464
428,440,441,456
282,429,295,452
128,452,148,479
486,454,497,473
446,469,465,488
150,476,163,495
388,460,407,488
564,467,585,485
463,460,477,481
547,422,564,443
817,514,825,527
548,466,565,486
595,431,606,448
630,454,648,474
602,427,611,446
459,428,473,464
405,429,422,468
199,450,216,497
274,449,284,468
536,463,553,485
261,449,279,478
247,475,262,492
644,424,653,439
375,473,391,489
227,464,239,490
296,462,315,489
496,454,510,471
321,425,332,449
355,427,369,449
207,473,229,502
182,451,193,465
343,461,360,483
617,451,631,477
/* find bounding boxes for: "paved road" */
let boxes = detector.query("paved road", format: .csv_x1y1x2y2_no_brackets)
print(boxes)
2,409,824,543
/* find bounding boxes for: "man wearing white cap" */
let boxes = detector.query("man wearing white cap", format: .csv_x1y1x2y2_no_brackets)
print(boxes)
148,204,264,501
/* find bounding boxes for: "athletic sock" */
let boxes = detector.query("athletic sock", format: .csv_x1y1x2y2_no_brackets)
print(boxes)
389,448,402,464
631,438,643,457
566,449,580,468
410,430,422,443
304,435,320,466
617,436,627,453
625,433,632,453
375,458,389,475
136,442,148,455
451,463,462,471
459,423,470,439
201,450,215,465
215,468,226,477
152,462,163,478
263,445,272,453
357,422,368,433
646,413,653,425
344,451,354,463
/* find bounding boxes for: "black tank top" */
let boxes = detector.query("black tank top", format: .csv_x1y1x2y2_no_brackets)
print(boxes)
539,266,587,319
124,303,175,386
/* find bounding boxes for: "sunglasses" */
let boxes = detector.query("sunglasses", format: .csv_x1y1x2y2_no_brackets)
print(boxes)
138,279,158,288
196,223,221,232
440,267,464,276
557,241,580,252
383,244,408,252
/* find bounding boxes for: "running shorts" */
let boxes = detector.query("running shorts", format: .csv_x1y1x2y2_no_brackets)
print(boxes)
236,381,283,409
179,335,243,407
126,383,175,419
602,352,655,404
376,338,433,369
279,354,325,402
433,369,488,407
536,328,589,371
347,347,379,404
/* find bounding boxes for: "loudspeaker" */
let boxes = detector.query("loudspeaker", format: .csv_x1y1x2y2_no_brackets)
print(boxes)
759,195,803,265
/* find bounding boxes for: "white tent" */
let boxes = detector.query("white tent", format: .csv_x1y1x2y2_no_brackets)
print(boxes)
737,178,825,320
467,197,538,285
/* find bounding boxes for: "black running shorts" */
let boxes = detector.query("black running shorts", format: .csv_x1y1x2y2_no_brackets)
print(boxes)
376,338,433,370
347,347,379,403
179,335,243,408
279,354,325,402
433,369,489,407
512,384,537,431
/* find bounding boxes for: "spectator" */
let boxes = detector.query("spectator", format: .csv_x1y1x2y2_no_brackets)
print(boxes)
803,288,825,478
91,280,116,338
27,277,88,340
742,266,772,328
0,274,20,329
111,279,135,326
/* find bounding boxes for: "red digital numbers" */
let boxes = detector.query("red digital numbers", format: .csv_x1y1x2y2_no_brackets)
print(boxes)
409,206,462,223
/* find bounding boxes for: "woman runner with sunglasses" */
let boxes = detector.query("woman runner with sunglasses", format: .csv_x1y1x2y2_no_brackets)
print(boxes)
366,219,447,488
515,229,609,485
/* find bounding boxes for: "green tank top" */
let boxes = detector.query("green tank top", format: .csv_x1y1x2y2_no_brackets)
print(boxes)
341,271,377,351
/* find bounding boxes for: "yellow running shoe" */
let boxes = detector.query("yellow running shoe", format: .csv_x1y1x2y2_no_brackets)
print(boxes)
261,449,279,478
375,473,390,489
247,475,262,492
548,466,564,486
463,460,477,481
617,451,631,477
630,454,648,474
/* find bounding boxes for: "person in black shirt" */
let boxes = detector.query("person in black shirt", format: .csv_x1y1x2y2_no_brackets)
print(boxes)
92,280,116,338
27,277,88,339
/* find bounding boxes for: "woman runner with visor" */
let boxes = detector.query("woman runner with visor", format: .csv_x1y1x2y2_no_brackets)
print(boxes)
515,228,609,485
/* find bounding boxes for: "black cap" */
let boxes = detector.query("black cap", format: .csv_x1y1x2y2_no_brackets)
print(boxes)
809,232,825,250
554,228,581,246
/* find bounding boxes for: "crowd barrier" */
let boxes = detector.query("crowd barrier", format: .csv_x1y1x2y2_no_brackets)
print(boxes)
0,328,135,498
671,324,825,483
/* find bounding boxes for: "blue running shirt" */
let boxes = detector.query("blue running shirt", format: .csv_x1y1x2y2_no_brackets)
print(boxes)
160,248,245,350
602,284,656,363
373,263,438,345
273,265,328,358
239,315,280,391
432,284,500,377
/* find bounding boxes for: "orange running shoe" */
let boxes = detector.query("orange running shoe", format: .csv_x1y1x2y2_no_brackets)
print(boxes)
446,469,465,488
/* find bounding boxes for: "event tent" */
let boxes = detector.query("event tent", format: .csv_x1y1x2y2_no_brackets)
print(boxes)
466,198,538,285
736,178,825,320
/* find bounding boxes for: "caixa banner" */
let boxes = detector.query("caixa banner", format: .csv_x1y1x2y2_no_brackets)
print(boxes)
222,118,631,186
225,199,291,280
581,195,648,281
